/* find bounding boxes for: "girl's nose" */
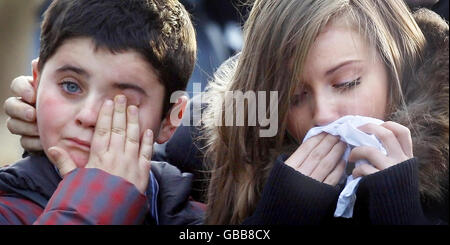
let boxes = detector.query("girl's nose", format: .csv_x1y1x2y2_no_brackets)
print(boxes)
311,95,340,127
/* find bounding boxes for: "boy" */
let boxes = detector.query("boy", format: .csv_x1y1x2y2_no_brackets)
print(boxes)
0,0,203,225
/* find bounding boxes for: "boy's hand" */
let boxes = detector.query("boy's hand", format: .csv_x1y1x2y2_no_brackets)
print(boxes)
48,95,153,194
4,73,41,151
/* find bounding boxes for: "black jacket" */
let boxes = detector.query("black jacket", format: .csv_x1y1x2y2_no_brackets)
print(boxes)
0,154,204,225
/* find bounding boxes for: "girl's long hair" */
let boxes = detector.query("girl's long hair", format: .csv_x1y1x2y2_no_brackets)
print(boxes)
203,0,425,225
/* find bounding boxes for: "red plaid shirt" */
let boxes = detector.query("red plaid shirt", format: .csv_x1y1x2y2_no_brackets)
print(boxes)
0,168,149,225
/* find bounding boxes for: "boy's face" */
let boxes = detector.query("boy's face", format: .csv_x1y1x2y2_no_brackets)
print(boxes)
34,37,168,167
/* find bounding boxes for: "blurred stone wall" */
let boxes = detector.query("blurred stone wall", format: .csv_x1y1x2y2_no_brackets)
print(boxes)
0,0,44,166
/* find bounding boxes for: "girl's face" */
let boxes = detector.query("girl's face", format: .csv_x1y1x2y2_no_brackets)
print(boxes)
287,20,389,142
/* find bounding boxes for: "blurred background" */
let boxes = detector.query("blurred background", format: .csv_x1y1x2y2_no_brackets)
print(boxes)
0,0,249,166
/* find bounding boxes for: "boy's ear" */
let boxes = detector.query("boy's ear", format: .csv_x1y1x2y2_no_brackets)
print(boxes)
155,95,189,144
31,58,40,89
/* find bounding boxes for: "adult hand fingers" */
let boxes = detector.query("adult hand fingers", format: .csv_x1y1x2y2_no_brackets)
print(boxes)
6,118,39,136
381,121,413,158
310,141,346,182
285,133,327,169
348,146,391,170
4,97,36,122
124,105,140,156
90,99,114,154
10,76,36,104
323,159,346,186
109,95,127,151
47,146,77,176
358,123,406,160
20,136,43,152
352,163,379,178
298,134,340,176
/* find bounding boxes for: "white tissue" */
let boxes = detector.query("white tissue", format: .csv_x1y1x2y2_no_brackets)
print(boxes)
302,115,386,218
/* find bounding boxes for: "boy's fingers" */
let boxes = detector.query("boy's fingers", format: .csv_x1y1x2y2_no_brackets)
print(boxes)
47,146,77,176
109,95,127,151
91,99,114,153
4,97,36,122
139,129,153,169
10,76,36,104
124,105,140,156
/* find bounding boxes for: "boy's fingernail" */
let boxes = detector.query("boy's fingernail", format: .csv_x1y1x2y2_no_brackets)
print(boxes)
146,129,153,137
48,147,60,159
105,99,113,106
116,95,126,104
128,105,138,115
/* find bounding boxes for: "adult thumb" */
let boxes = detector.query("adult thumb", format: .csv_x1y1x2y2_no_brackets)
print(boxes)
47,146,77,176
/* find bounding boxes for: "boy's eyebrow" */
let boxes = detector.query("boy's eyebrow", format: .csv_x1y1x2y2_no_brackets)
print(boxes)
325,60,362,76
113,83,148,96
56,65,90,77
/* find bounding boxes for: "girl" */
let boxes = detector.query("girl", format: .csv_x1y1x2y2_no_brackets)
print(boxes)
203,0,448,224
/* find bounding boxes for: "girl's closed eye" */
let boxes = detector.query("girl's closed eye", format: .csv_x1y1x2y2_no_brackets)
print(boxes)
60,79,82,94
333,77,361,92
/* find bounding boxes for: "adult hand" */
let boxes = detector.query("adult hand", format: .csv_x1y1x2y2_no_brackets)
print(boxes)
3,59,41,151
47,95,153,194
349,121,413,178
285,133,346,186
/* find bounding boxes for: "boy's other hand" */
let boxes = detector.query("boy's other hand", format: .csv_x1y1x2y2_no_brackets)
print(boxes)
48,95,153,194
4,68,41,151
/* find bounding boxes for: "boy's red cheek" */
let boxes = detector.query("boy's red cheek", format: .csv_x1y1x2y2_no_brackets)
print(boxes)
37,96,69,123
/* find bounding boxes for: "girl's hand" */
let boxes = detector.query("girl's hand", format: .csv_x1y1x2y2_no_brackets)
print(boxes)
349,121,413,178
48,95,153,194
285,133,347,186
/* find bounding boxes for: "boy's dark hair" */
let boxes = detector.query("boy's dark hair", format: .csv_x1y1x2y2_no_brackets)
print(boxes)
38,0,196,118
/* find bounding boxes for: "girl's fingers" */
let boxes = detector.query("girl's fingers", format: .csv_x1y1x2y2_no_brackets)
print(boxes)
285,133,327,170
323,159,346,186
109,95,127,151
358,123,406,160
380,121,413,158
90,99,114,154
124,105,140,156
139,129,153,171
310,141,346,181
348,146,391,170
352,163,379,178
298,134,340,176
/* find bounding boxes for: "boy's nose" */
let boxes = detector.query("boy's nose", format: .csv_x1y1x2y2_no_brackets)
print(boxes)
75,100,101,129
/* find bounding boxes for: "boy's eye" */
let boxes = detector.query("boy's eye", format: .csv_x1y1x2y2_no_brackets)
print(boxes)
61,81,82,94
